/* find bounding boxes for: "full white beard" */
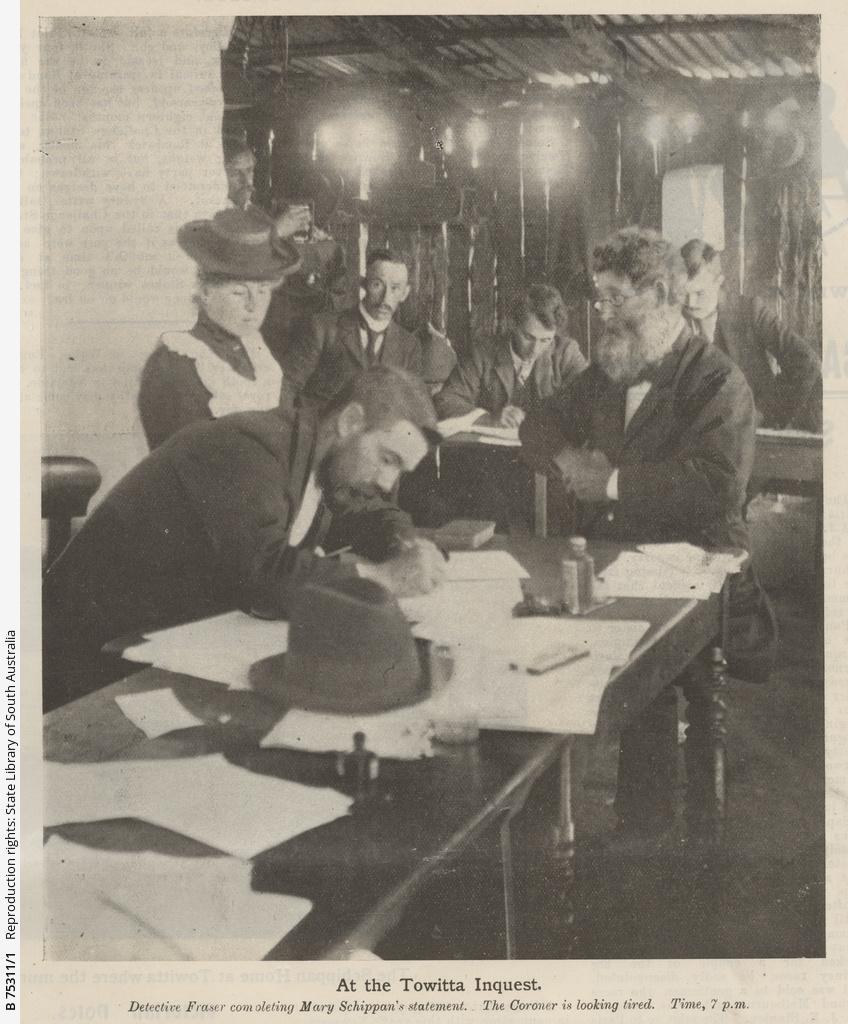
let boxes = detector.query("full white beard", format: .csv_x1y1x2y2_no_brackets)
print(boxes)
595,310,677,385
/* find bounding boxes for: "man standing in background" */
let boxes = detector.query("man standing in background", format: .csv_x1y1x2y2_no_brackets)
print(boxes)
680,238,822,432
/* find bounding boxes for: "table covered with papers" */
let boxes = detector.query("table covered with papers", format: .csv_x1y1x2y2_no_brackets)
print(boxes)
43,536,729,959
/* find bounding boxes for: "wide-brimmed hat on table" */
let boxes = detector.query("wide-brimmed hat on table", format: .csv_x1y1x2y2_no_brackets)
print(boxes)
251,576,427,715
177,208,301,281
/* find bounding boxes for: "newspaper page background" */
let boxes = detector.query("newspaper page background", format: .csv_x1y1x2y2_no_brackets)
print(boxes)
17,1,848,1022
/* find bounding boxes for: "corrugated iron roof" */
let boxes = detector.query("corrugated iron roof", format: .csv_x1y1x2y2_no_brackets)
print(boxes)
249,14,818,89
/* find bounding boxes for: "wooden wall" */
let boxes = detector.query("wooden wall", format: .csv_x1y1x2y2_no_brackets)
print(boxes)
242,80,822,359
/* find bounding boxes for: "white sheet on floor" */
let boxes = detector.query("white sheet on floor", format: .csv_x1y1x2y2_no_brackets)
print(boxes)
43,835,312,961
44,754,350,859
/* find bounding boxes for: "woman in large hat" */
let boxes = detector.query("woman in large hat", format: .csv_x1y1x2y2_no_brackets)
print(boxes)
138,208,301,449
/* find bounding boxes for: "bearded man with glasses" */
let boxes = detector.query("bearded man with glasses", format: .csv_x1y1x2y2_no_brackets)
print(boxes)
520,226,777,831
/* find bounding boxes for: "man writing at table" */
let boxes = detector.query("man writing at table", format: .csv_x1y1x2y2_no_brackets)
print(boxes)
520,227,776,829
43,367,446,710
430,284,586,529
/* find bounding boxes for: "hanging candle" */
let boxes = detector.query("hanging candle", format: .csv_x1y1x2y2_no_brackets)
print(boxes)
739,111,750,296
615,117,622,220
492,188,499,335
518,120,526,270
645,115,665,177
311,128,318,162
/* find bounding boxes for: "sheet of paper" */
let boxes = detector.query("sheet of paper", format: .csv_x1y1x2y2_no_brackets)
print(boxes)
44,754,351,859
468,423,520,443
597,551,715,600
120,611,289,689
637,542,744,582
44,836,312,961
436,410,484,437
473,435,522,447
435,647,619,735
473,617,651,668
444,550,529,582
261,704,434,760
114,689,207,738
400,579,526,642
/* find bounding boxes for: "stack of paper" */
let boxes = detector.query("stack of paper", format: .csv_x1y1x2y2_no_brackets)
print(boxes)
436,410,485,437
468,423,521,446
120,611,288,690
44,754,351,859
44,836,312,961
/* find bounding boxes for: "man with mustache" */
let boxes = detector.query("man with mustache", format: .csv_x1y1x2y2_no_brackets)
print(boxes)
520,226,776,831
680,238,822,432
287,249,439,402
43,367,446,710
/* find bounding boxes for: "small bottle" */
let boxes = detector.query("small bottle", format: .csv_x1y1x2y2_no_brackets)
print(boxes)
562,536,595,613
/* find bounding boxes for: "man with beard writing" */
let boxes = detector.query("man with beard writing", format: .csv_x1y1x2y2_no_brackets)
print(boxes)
43,367,446,710
520,227,776,831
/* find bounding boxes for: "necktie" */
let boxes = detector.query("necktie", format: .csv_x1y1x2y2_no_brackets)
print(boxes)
360,317,384,366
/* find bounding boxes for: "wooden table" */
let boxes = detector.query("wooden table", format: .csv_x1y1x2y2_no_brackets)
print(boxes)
44,538,725,960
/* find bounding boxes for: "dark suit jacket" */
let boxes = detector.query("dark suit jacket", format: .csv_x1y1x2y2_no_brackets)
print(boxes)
42,404,413,708
520,327,755,551
434,332,587,420
713,296,822,432
520,327,776,681
287,307,424,403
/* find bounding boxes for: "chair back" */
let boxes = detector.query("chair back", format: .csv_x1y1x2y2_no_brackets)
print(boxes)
42,457,101,569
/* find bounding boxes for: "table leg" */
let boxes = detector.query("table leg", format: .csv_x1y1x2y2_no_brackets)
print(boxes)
614,684,678,833
499,816,517,959
534,473,548,538
682,646,728,844
551,741,577,954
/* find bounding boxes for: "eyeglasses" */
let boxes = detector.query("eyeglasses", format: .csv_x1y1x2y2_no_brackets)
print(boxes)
593,293,630,309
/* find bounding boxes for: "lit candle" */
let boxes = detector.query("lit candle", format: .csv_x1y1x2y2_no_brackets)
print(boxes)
739,112,750,296
519,120,526,270
615,118,622,219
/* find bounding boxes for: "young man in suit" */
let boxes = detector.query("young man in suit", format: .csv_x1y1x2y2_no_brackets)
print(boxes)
43,367,447,710
520,227,776,832
434,283,586,426
288,249,435,401
680,238,821,432
428,285,586,531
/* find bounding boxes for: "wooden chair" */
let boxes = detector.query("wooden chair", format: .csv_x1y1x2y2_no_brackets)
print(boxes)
42,457,101,569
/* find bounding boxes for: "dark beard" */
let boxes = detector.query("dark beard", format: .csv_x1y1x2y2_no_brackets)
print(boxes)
316,446,381,510
594,311,675,385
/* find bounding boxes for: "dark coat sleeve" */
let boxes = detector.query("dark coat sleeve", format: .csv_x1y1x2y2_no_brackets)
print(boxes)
433,346,489,419
519,375,590,471
751,299,822,431
615,362,755,540
284,314,331,398
138,346,213,450
167,421,412,618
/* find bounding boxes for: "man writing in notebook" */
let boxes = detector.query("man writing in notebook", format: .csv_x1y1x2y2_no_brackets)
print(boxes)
429,285,586,530
43,367,446,709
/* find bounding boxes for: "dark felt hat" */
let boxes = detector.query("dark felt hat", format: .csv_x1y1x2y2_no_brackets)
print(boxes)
277,577,426,714
177,207,301,281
